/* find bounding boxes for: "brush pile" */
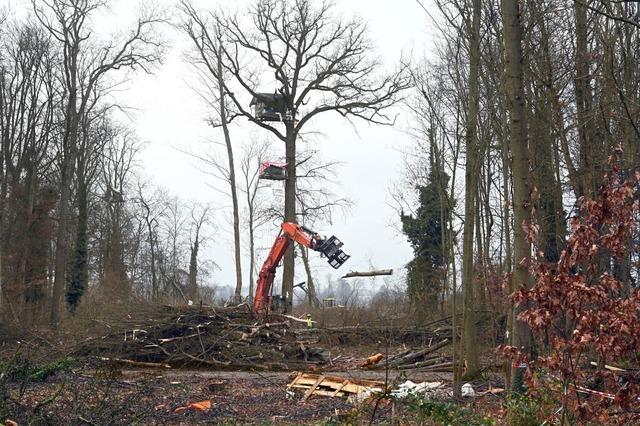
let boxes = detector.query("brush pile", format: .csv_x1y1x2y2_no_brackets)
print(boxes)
76,305,327,370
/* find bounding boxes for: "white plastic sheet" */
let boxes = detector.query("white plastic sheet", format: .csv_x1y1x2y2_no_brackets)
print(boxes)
391,380,443,399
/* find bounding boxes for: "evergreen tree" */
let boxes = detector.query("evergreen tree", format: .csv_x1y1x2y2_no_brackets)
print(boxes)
401,162,451,311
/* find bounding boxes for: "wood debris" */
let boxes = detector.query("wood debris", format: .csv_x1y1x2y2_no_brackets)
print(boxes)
97,356,171,369
371,339,453,372
589,361,627,372
360,353,384,368
287,372,384,400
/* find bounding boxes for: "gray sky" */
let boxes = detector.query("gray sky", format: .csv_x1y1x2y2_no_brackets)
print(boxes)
5,0,432,298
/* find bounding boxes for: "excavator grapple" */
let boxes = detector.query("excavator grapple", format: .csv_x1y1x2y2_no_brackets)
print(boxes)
314,236,349,269
253,222,350,315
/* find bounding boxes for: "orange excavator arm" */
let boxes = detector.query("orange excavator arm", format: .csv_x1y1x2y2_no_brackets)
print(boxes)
253,222,349,315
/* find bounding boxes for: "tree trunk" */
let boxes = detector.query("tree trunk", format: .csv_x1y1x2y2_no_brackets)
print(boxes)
501,0,533,390
248,200,256,303
50,87,79,326
574,0,596,197
188,239,199,302
281,123,297,313
216,54,243,303
66,179,88,312
149,221,158,300
300,245,319,307
140,197,159,301
461,0,482,379
449,201,462,398
501,124,513,391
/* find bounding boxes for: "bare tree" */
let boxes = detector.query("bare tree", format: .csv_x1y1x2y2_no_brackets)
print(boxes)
239,140,272,302
180,0,410,312
98,128,142,301
157,196,189,303
135,182,167,301
66,110,112,312
33,0,164,325
187,204,211,302
0,20,57,323
180,17,244,303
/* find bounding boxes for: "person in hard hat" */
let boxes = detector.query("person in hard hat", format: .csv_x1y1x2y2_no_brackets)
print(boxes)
306,313,313,329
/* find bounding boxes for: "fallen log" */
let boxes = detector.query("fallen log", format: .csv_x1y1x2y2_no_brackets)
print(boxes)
98,357,171,369
342,269,393,278
397,355,444,370
412,362,454,372
386,348,412,362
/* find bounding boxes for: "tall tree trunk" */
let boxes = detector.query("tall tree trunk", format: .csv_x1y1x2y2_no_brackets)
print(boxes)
149,222,158,300
140,197,158,301
66,179,88,312
574,0,596,197
501,123,514,391
50,87,79,326
501,0,533,390
536,1,567,260
449,200,462,398
248,200,256,303
216,54,243,303
461,0,482,378
281,124,297,313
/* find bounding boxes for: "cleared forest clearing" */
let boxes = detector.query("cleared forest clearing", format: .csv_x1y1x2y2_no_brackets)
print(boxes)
4,0,640,423
0,305,505,424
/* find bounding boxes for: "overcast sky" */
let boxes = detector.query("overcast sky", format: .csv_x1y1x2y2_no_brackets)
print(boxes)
4,0,434,299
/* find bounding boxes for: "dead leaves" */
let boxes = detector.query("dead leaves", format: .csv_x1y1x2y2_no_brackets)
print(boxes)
505,153,640,423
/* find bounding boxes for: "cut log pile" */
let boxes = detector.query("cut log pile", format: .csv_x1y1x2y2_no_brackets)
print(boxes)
75,305,325,370
375,339,453,372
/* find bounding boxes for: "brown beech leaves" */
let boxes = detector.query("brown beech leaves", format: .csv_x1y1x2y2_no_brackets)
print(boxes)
503,149,640,422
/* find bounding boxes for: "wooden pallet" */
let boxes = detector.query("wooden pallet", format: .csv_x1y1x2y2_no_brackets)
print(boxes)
287,372,384,401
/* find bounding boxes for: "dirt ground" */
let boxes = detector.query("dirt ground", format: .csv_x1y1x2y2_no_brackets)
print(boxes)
2,362,505,425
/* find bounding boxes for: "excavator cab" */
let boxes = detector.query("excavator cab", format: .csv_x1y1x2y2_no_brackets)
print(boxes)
315,236,350,269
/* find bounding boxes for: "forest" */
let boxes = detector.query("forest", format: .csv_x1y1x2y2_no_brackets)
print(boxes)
1,0,640,424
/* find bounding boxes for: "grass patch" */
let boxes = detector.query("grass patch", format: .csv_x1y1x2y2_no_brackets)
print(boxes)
1,357,76,383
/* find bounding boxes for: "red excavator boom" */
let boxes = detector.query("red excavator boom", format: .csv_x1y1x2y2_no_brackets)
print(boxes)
253,222,349,315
